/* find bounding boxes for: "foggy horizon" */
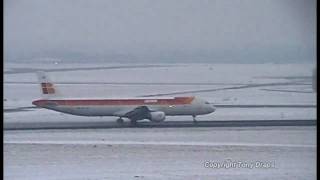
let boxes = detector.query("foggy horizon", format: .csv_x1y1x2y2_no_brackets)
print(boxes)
4,0,316,64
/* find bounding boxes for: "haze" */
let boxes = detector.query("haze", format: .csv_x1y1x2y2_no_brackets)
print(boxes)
4,0,316,63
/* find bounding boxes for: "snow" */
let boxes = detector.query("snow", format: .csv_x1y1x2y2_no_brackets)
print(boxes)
4,63,316,106
4,127,316,180
4,62,316,180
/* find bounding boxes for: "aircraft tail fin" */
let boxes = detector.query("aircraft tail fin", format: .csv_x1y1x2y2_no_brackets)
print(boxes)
36,71,62,98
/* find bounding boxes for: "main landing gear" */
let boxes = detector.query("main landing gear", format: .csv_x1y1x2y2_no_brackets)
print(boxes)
116,118,124,125
192,115,197,123
116,117,138,126
130,120,138,126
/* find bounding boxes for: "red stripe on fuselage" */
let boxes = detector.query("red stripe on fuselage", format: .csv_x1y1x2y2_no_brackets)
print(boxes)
33,97,195,107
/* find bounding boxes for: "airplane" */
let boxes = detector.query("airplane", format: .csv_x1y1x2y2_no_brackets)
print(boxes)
32,72,216,125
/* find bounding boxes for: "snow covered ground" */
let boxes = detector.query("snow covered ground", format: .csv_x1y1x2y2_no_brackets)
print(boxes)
4,63,316,103
4,127,316,180
4,62,317,179
4,62,316,119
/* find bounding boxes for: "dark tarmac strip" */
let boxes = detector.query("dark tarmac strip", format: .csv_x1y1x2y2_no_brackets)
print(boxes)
260,89,314,93
4,64,174,74
215,105,316,108
4,120,316,131
140,82,312,97
4,81,250,85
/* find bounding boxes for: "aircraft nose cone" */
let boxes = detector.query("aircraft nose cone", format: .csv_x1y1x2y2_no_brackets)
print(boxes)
32,100,42,107
32,100,39,106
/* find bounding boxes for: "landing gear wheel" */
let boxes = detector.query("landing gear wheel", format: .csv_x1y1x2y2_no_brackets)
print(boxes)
130,120,138,126
192,115,197,123
116,118,124,124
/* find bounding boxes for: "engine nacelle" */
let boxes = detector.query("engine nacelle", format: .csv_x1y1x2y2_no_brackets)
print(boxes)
149,111,166,122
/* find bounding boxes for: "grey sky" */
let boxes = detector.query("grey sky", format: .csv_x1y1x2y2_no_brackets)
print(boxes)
4,0,316,63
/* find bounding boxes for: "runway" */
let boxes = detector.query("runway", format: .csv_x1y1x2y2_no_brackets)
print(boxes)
4,119,316,131
4,125,316,180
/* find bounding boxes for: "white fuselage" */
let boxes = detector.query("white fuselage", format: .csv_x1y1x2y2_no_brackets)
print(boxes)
33,97,215,118
33,72,215,122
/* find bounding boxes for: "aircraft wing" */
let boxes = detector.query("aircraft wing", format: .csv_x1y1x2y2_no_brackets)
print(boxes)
114,106,151,121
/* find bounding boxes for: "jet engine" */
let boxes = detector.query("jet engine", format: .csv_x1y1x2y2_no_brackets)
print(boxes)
149,111,166,122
